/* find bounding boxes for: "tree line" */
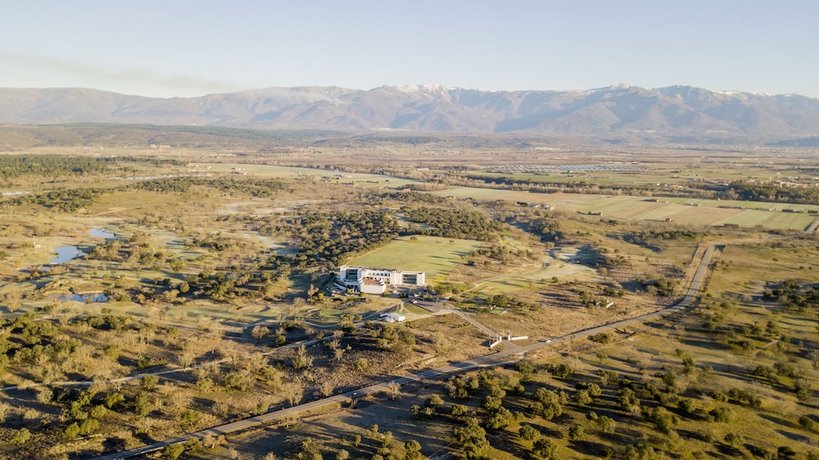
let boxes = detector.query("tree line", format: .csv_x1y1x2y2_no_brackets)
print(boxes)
2,176,292,211
268,209,401,271
0,154,180,180
401,206,503,241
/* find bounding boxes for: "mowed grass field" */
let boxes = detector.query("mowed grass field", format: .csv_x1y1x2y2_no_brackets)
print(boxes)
472,260,598,296
347,236,482,280
429,187,818,230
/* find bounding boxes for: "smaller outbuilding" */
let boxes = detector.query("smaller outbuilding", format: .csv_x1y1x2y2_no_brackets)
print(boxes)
381,312,407,323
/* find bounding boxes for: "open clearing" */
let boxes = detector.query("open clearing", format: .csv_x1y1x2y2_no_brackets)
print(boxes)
471,260,599,296
347,236,482,280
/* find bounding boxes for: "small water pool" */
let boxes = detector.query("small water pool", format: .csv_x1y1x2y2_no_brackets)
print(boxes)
89,228,116,239
50,246,83,265
46,228,116,265
57,293,109,303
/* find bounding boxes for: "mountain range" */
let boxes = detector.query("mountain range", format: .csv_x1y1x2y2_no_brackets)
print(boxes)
2,85,819,143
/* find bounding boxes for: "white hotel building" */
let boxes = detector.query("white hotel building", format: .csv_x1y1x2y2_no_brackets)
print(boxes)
336,266,426,294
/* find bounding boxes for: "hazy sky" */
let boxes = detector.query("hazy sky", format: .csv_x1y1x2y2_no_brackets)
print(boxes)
1,0,818,97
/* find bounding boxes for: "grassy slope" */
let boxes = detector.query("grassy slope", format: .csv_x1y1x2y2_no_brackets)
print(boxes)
346,236,482,280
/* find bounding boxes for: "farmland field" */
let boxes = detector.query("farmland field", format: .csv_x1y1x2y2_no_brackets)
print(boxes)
346,235,483,280
721,209,816,229
474,163,813,187
194,163,422,189
429,187,818,230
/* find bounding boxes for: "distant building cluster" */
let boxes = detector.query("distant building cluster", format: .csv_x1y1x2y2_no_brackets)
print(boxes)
489,163,642,173
336,266,426,294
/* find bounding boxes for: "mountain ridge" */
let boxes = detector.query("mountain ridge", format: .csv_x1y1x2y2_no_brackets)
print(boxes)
1,85,818,142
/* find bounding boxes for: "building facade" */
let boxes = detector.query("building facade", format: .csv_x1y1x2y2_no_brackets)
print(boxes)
336,266,426,294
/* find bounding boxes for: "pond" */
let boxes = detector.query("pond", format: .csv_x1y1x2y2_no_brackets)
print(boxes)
50,245,83,265
47,228,117,265
57,293,109,303
89,228,116,239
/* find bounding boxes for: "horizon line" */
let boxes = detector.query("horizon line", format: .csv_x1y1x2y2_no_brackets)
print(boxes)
0,84,814,100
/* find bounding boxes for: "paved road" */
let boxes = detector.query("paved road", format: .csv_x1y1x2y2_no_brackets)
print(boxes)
92,244,719,460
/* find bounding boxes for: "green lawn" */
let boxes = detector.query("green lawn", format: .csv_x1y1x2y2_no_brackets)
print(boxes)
346,235,482,280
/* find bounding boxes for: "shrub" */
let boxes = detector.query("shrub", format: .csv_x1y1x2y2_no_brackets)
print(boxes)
586,383,603,397
727,388,762,408
453,418,489,458
798,415,816,432
746,444,773,459
426,394,445,408
597,416,616,433
574,389,593,406
142,375,159,390
451,404,469,417
709,406,733,423
711,390,728,402
298,437,323,460
79,418,100,436
645,406,679,434
777,446,796,459
482,395,503,411
589,333,610,344
516,360,536,379
794,378,811,402
619,388,641,413
162,443,185,460
90,405,108,419
11,428,32,445
484,407,515,430
519,424,538,441
545,363,573,379
64,422,81,439
530,388,564,420
405,440,423,460
724,432,745,448
679,398,703,417
568,424,584,441
532,438,559,459
104,392,126,409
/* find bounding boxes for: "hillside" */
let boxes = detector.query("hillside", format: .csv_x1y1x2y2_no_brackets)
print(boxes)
1,85,819,142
